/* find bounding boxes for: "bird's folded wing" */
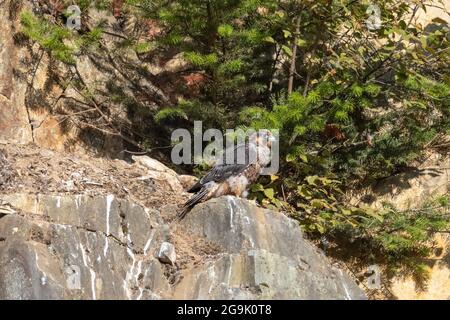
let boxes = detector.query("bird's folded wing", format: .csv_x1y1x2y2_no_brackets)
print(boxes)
187,143,252,192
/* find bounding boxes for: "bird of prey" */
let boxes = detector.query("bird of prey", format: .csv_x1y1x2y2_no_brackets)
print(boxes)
178,130,276,219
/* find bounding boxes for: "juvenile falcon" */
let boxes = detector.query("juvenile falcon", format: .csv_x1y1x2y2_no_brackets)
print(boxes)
178,130,276,219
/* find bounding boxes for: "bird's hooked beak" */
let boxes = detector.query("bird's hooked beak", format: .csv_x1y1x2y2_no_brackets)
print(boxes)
268,134,276,142
254,131,276,147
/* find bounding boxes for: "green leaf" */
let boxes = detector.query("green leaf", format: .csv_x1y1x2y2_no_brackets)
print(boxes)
251,183,265,192
305,176,318,186
283,30,292,38
264,36,276,44
282,45,293,57
363,207,384,222
264,188,275,199
296,38,307,47
297,186,312,199
311,199,325,209
316,223,326,234
154,108,188,123
420,36,427,49
299,154,308,163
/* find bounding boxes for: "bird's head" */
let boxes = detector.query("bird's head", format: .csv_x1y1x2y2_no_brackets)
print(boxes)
249,129,276,148
248,130,276,167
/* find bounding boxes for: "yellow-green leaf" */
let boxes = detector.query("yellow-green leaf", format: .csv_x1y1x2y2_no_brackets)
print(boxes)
264,188,275,199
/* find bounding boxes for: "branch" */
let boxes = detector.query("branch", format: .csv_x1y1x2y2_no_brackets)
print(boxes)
288,16,301,95
362,5,419,82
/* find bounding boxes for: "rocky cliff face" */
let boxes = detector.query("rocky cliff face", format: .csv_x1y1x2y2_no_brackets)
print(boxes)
0,0,189,158
0,0,33,145
350,154,449,211
0,194,366,300
0,144,366,300
349,153,450,300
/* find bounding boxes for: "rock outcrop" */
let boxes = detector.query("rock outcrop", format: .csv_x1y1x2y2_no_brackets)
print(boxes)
390,232,450,300
0,0,33,145
0,192,366,300
349,153,450,300
175,197,366,300
0,0,196,157
0,194,166,300
350,154,449,210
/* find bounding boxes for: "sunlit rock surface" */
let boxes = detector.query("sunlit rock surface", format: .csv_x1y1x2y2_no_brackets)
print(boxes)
0,194,366,300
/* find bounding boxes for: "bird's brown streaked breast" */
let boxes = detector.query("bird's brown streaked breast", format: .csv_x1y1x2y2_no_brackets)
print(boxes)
224,163,261,197
214,180,231,197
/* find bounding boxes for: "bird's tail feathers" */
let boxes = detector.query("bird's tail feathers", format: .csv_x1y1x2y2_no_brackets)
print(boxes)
178,187,210,220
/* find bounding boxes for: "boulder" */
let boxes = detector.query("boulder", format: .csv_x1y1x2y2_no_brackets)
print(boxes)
176,196,367,300
133,156,179,176
0,194,168,300
178,175,199,190
163,53,190,73
157,242,176,265
132,155,189,192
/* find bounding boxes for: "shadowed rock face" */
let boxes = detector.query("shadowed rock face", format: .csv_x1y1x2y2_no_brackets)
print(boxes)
0,1,33,145
351,157,450,211
0,194,366,300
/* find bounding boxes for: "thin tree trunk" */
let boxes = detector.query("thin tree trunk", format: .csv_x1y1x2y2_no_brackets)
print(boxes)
269,45,282,92
206,1,216,51
288,17,301,95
